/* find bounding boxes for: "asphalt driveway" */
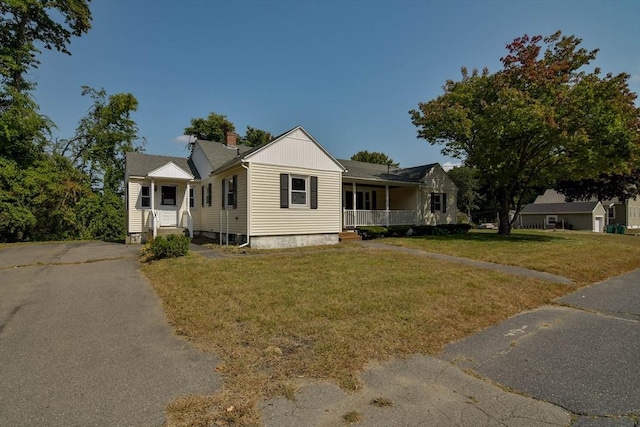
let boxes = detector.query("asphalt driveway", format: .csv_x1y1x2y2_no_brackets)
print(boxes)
0,242,221,426
441,268,640,427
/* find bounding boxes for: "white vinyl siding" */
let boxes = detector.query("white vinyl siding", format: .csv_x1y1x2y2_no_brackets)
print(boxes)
127,178,151,233
246,128,344,172
250,163,341,236
199,166,247,235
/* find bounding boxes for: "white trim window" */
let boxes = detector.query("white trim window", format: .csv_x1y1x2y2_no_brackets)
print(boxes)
608,206,615,219
280,174,318,209
141,185,151,208
546,215,558,226
189,188,195,208
290,176,308,207
222,175,237,209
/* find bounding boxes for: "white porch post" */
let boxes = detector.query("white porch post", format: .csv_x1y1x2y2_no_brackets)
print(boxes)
385,185,389,227
352,182,357,227
150,179,156,238
186,182,193,238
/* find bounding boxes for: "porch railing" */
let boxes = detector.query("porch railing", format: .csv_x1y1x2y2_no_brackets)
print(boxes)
343,209,417,228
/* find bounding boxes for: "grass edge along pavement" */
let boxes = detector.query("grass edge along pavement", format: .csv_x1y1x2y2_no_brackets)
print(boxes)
142,243,578,426
385,229,640,285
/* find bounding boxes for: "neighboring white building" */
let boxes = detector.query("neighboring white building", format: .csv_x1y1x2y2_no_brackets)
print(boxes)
125,126,458,249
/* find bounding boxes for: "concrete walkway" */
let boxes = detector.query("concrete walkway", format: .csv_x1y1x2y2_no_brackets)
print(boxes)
0,242,221,426
359,240,573,284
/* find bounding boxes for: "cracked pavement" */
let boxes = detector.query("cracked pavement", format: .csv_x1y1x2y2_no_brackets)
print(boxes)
442,269,640,427
0,242,221,426
263,269,638,426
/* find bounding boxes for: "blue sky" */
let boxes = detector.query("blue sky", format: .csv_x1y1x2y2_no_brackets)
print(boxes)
33,0,640,169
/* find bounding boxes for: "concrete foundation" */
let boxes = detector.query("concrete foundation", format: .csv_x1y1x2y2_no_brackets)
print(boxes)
250,233,339,250
127,232,150,244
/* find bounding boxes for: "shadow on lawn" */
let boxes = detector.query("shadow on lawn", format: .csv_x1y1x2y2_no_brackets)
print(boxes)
410,231,562,243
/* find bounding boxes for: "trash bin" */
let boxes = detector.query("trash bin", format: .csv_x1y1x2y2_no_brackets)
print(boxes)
606,224,616,233
616,225,626,234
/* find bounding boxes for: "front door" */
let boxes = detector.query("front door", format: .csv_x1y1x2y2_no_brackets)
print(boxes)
594,216,603,233
159,185,178,227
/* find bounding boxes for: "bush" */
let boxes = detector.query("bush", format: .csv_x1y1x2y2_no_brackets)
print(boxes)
356,226,388,240
148,234,190,259
386,225,412,237
438,223,473,235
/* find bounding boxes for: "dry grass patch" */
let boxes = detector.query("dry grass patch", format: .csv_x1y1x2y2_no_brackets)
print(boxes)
143,246,573,426
386,230,640,284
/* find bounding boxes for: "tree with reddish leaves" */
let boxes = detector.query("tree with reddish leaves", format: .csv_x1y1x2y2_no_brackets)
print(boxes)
410,31,639,235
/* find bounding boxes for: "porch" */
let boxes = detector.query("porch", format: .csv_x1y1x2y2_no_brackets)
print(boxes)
343,209,417,228
342,180,419,228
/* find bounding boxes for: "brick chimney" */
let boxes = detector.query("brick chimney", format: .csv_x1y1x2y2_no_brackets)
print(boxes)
225,131,237,147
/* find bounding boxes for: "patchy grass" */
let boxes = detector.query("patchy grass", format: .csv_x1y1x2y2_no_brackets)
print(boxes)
370,397,393,407
142,245,572,426
342,411,363,424
385,230,640,285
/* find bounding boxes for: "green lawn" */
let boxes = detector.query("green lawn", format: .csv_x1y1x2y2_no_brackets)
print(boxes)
142,244,576,426
385,230,640,284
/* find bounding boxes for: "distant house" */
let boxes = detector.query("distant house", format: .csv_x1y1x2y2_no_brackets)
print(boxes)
518,189,640,232
125,126,457,249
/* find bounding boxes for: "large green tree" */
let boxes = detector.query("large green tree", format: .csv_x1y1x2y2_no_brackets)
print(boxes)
0,89,51,167
350,150,399,167
410,32,639,235
447,165,482,220
184,112,235,148
55,86,144,194
239,125,273,147
555,169,640,202
0,0,92,93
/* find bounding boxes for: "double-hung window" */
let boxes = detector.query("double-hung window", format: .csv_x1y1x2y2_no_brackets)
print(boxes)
291,176,307,206
280,174,317,209
189,188,195,208
141,186,151,208
222,175,237,209
430,192,447,213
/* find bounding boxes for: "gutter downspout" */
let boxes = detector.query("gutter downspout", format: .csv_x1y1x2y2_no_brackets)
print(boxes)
239,161,250,248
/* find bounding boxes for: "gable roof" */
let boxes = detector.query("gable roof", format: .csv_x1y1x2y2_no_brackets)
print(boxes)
213,126,346,174
339,159,439,184
521,201,602,215
535,189,622,205
126,152,200,179
196,139,254,171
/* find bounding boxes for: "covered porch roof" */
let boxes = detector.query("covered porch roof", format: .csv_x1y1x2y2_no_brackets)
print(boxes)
338,159,438,185
125,152,200,180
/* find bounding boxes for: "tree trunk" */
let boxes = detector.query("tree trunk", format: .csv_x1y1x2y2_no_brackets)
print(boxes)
498,204,511,235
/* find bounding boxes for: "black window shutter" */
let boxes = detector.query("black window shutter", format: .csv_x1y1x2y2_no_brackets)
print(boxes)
372,191,377,210
232,175,238,209
201,186,204,207
310,176,318,209
207,183,212,206
442,193,447,213
430,192,435,213
280,174,289,208
221,180,225,208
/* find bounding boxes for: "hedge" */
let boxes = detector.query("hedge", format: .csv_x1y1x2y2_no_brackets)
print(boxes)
356,223,472,240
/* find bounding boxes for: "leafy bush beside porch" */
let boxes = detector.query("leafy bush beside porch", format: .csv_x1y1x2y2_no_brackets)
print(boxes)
357,224,472,240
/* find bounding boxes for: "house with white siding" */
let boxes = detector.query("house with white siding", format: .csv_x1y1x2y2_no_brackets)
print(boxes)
125,126,457,249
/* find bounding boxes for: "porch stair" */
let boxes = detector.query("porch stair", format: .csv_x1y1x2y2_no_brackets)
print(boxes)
156,227,188,238
339,230,361,242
